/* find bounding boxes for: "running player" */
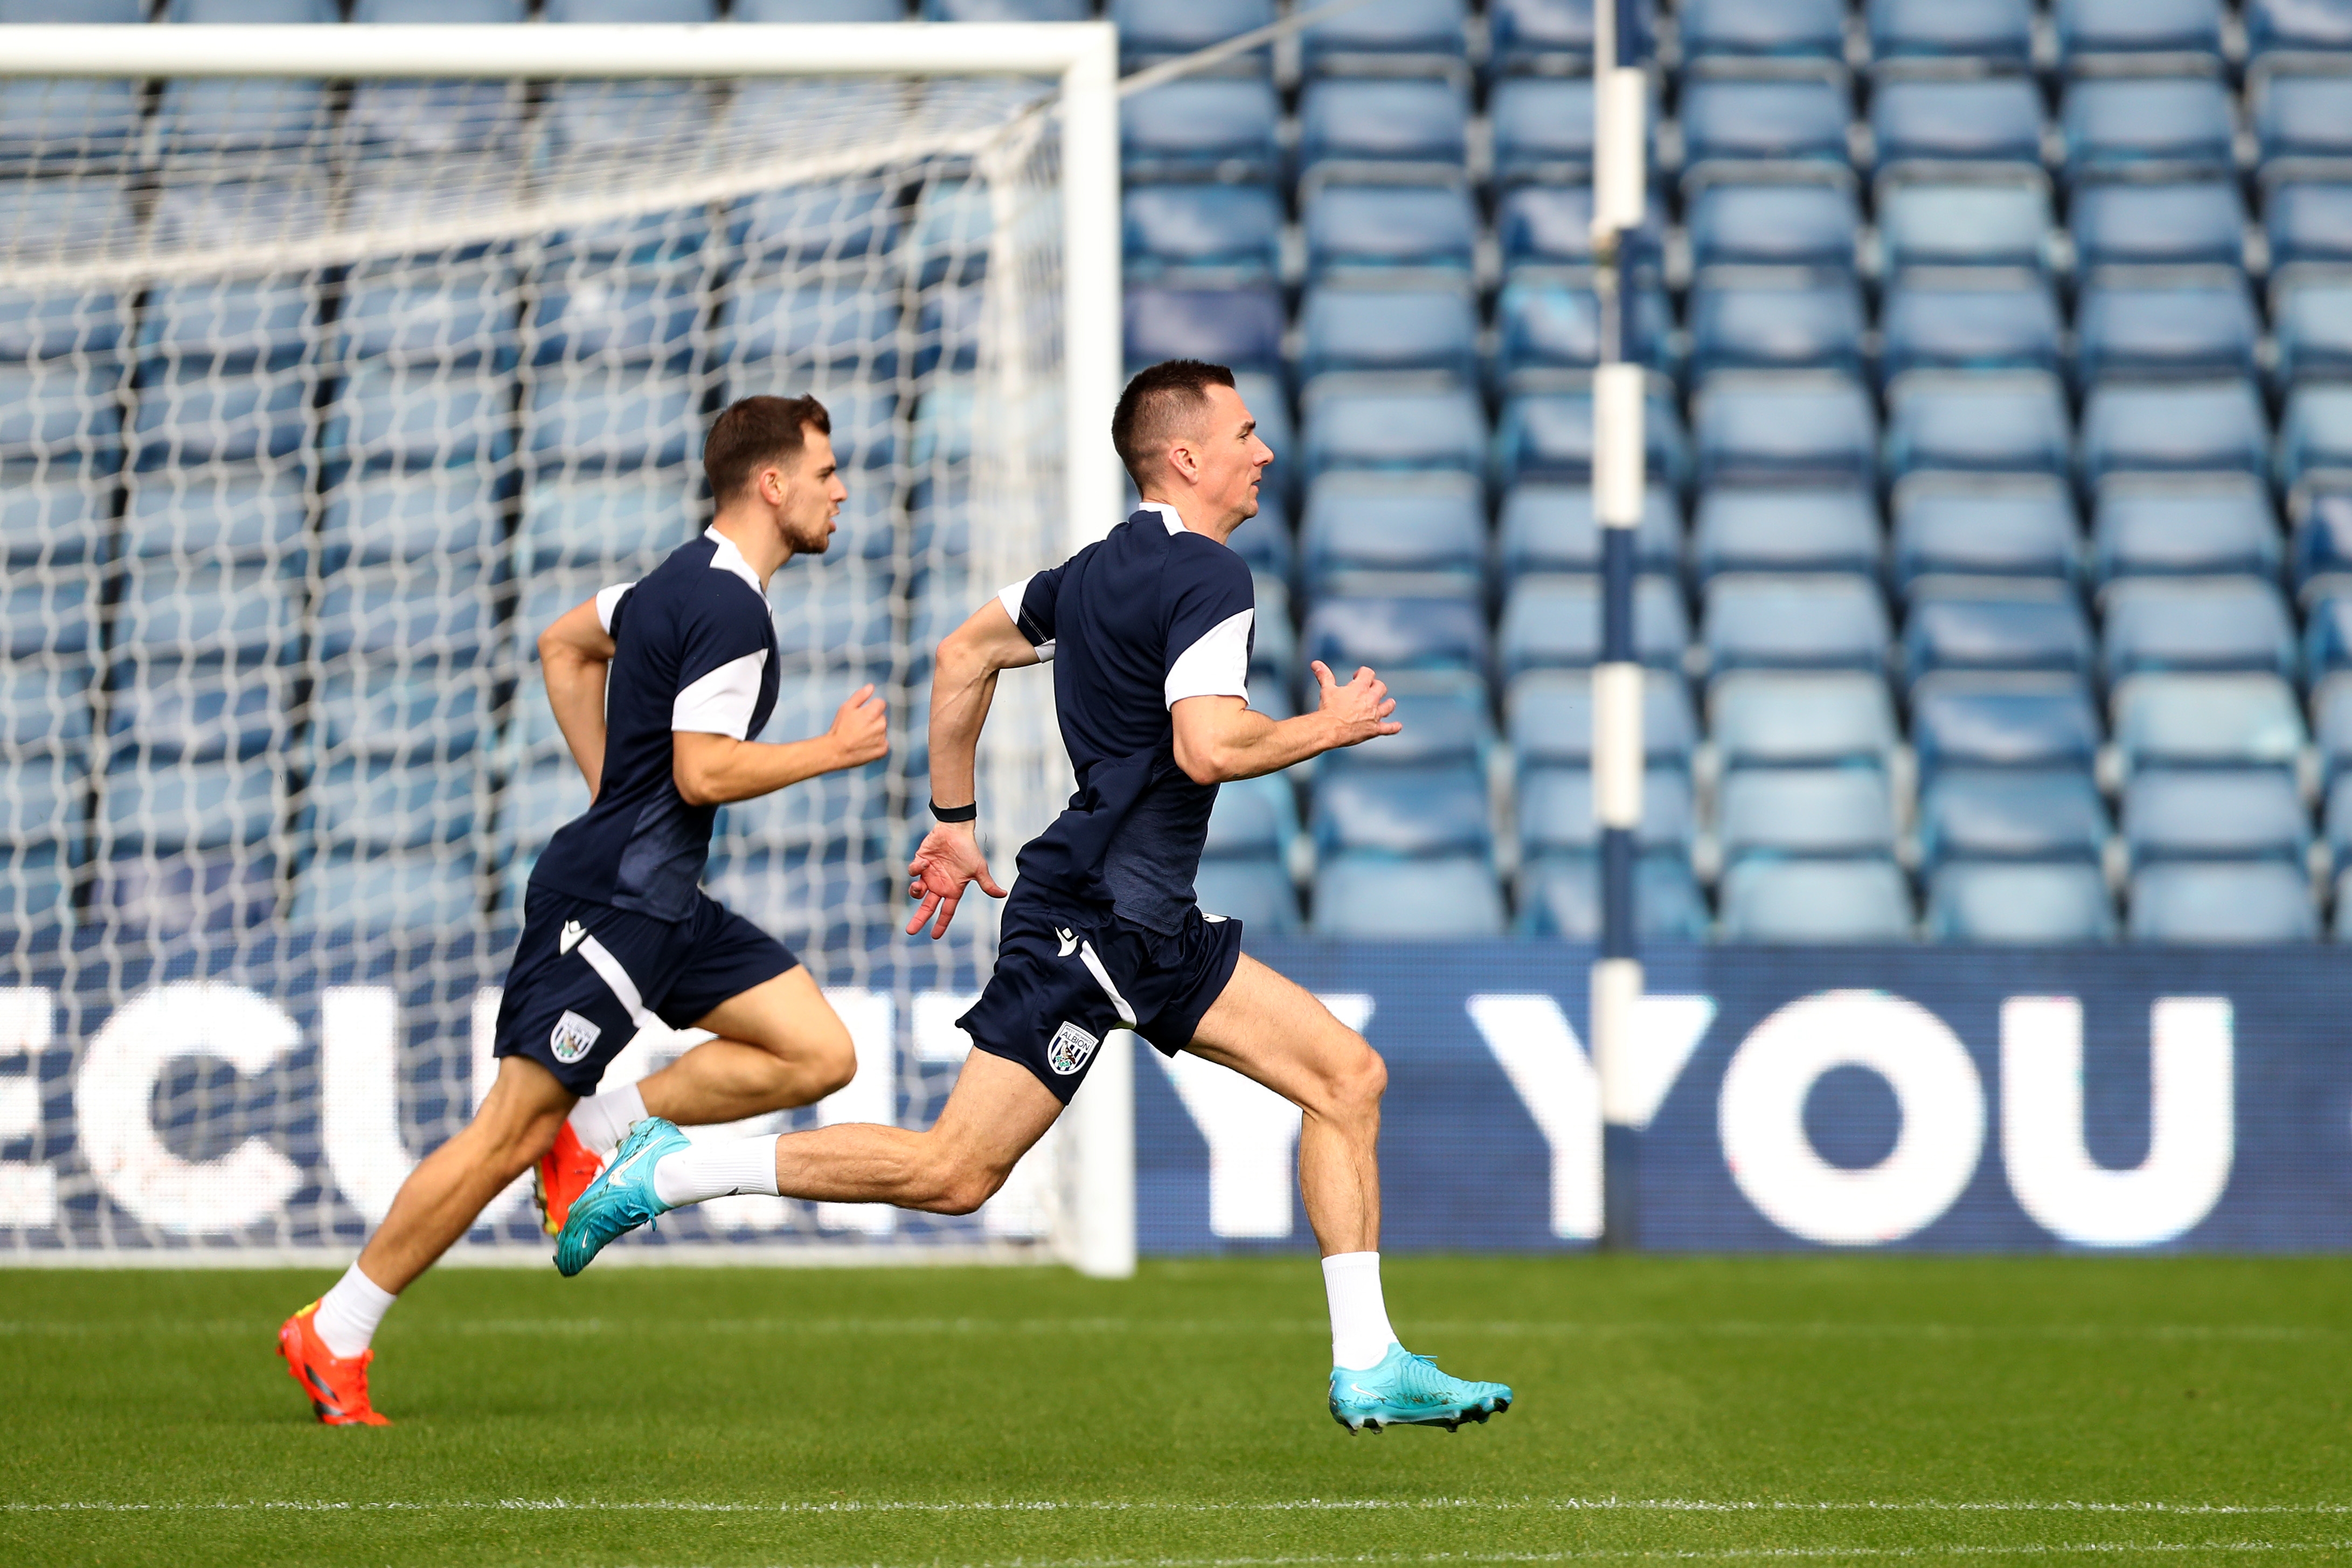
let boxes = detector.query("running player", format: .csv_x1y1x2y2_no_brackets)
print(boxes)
556,362,1514,1434
278,395,887,1426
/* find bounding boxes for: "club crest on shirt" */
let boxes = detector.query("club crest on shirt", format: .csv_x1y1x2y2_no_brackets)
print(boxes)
1046,1019,1099,1076
550,1010,603,1064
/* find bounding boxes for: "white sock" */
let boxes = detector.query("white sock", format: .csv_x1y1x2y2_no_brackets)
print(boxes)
311,1261,396,1360
652,1134,783,1207
567,1082,648,1158
1322,1251,1399,1371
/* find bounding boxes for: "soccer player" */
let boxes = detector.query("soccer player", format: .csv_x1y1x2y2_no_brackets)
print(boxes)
556,362,1514,1434
277,395,889,1426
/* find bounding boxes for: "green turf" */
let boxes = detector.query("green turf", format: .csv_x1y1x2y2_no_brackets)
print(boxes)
4,1255,2350,1566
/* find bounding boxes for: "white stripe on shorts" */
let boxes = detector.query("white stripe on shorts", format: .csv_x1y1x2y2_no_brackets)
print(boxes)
577,934,659,1030
1077,940,1138,1028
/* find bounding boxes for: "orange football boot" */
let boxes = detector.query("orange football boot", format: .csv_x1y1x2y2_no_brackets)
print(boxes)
277,1302,391,1426
535,1119,603,1236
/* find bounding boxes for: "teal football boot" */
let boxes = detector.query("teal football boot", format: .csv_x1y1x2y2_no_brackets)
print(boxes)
1328,1344,1513,1433
554,1116,690,1277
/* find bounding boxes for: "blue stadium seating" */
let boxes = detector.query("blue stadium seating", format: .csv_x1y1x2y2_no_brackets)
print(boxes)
2110,672,2307,773
344,78,525,155
114,564,297,667
100,760,279,853
324,469,501,571
0,573,94,661
1890,473,2081,588
730,181,898,263
1497,184,1662,271
516,473,695,572
0,476,105,566
2293,478,2352,599
1300,471,1483,589
1517,855,1712,941
1204,774,1301,863
1298,0,1469,72
1508,666,1699,765
352,0,526,16
1496,481,1682,578
2080,379,2271,489
2302,588,2352,677
1685,176,1860,270
2070,179,2247,268
1299,281,1480,387
2063,78,2237,178
1302,182,1479,275
311,664,486,762
2266,181,2352,267
734,0,904,14
156,79,331,155
2090,474,2280,584
2254,68,2352,162
1680,0,1844,57
1494,381,1691,488
2075,270,2261,387
1111,0,1274,68
1903,580,2095,682
1878,272,2063,383
1121,80,1280,184
530,270,701,365
545,0,716,17
122,468,308,567
130,363,312,470
1917,768,2109,866
313,573,492,665
2124,767,2309,865
0,0,142,16
1489,0,1601,75
304,757,482,850
325,362,512,470
1193,860,1303,932
1910,672,2104,773
1491,275,1671,381
1717,857,1913,941
1709,670,1898,768
0,81,141,166
1867,0,2033,62
1883,370,2072,480
1701,573,1891,672
0,363,120,468
341,264,518,366
1927,863,2118,942
714,282,897,373
1301,379,1486,484
1680,70,1851,169
0,279,126,364
1687,269,1866,380
290,849,482,929
2279,384,2352,489
1871,74,2043,165
2130,862,2319,941
1876,172,2053,271
137,279,317,372
1517,767,1694,856
1718,767,1898,861
108,663,289,763
1301,590,1490,676
0,756,82,847
497,759,589,861
1690,484,1879,581
1313,766,1492,859
2249,0,2352,54
1296,78,1468,176
522,364,699,473
924,0,1086,18
1499,575,1691,674
1692,370,1875,485
1492,79,1603,183
2056,0,2225,63
2271,269,2352,387
98,852,279,933
1312,854,1505,936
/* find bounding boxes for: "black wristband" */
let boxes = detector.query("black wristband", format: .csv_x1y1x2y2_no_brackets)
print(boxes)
929,799,978,823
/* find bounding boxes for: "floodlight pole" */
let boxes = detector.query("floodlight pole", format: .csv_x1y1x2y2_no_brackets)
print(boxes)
1590,0,1648,1250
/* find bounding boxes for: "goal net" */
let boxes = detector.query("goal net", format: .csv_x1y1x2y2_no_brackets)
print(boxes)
0,23,1125,1269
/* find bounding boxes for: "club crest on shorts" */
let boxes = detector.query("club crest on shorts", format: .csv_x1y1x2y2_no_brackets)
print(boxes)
1046,1019,1099,1076
549,1009,602,1065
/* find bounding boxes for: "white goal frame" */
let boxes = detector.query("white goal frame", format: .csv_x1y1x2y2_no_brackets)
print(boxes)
0,23,1134,1279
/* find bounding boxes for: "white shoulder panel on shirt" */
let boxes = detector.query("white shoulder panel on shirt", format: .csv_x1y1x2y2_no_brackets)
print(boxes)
594,581,636,634
702,526,765,596
997,577,1054,662
672,649,771,738
1164,607,1254,709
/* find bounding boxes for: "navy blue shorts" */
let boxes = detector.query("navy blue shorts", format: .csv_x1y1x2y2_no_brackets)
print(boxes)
959,887,1245,1103
492,883,800,1096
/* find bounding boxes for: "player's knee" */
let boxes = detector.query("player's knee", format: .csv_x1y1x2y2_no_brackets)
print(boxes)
911,1148,1006,1216
807,1026,857,1100
485,1113,561,1181
1331,1036,1386,1118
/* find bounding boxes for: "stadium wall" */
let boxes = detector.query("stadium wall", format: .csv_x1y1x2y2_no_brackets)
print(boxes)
5,931,2351,1258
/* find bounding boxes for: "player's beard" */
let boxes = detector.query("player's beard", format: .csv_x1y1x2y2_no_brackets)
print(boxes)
786,510,834,555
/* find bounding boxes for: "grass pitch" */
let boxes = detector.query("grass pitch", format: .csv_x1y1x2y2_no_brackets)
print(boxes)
3,1255,2349,1566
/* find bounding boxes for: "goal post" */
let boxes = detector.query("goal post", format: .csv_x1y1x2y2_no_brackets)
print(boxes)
0,24,1130,1274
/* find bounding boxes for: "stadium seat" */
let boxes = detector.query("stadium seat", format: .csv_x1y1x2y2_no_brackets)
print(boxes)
1301,378,1486,485
1687,269,1866,380
1491,78,1608,184
1300,471,1483,589
2074,270,2261,388
108,662,289,762
923,0,1086,17
2253,68,2352,163
2279,384,2352,490
2124,767,2309,865
1296,78,1468,177
2271,269,2352,387
1685,176,1860,270
313,572,493,665
2080,379,2270,490
1890,473,2080,588
1494,381,1691,489
1903,580,2096,682
1883,370,2072,481
121,467,308,567
2265,181,2352,268
96,851,279,933
1112,0,1273,68
1717,857,1914,941
1926,862,2118,942
1495,481,1682,579
522,364,699,474
352,0,527,16
2056,0,2225,64
529,269,702,365
339,263,518,367
1879,270,2063,386
1491,275,1671,382
1875,171,2053,272
2062,78,2237,178
1302,181,1479,275
1517,767,1695,858
0,840,75,927
305,757,483,850
769,571,897,667
1910,672,2104,773
1489,0,1600,75
545,0,716,16
1204,774,1301,864
1678,70,1851,170
325,361,512,471
1498,185,1600,270
1917,768,2110,866
0,276,127,365
2070,179,2247,268
734,0,905,16
100,760,280,853
1516,854,1711,941
0,754,85,846
2089,474,2280,584
1122,184,1285,280
1120,79,1280,184
713,281,898,374
2301,587,2352,677
114,564,296,667
2249,0,2352,55
130,362,312,471
2129,862,2319,941
1679,0,1844,58
1691,370,1876,487
155,78,331,156
1192,860,1302,933
1871,74,2044,166
311,662,487,762
290,849,482,929
1709,670,1899,769
1313,765,1492,859
2110,671,2306,773
1310,854,1505,937
0,81,141,168
497,758,592,860
1690,484,1879,582
1701,573,1891,672
1498,575,1690,674
1301,590,1490,676
0,361,121,468
2293,478,2352,600
1,0,143,16
0,572,95,661
1297,0,1470,74
320,468,501,572
137,277,318,372
516,471,697,572
1508,666,1699,766
1717,767,1898,862
730,181,899,265
344,78,525,157
0,475,107,569
1298,280,1480,388
1867,0,2034,63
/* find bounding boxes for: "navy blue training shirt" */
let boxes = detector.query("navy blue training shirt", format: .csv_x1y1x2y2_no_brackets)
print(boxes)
1001,504,1257,934
531,526,781,922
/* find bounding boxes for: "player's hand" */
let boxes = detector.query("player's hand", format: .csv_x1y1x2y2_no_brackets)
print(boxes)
1311,660,1402,750
828,684,889,770
905,824,1008,940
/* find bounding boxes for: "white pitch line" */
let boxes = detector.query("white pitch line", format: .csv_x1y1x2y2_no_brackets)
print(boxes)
9,1501,2352,1517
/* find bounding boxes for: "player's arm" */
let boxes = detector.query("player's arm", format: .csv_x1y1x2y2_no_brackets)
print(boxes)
672,690,888,807
904,596,1042,939
1171,660,1400,786
537,598,618,799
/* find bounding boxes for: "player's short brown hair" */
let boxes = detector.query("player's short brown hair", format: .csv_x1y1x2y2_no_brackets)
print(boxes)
705,394,832,504
1111,359,1235,491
